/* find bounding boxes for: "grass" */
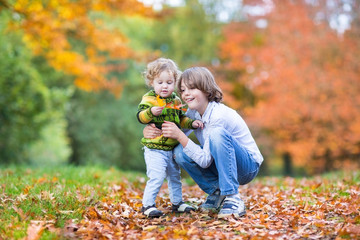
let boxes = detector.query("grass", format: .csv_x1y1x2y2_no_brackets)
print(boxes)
0,165,146,239
0,165,359,239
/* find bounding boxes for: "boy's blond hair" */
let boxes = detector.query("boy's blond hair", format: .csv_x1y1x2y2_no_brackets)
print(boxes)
178,67,223,103
143,58,181,87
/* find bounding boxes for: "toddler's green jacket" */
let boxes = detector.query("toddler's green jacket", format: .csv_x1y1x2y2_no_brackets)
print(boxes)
137,90,195,151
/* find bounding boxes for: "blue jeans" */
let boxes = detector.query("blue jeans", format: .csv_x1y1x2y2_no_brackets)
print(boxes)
174,128,259,196
142,147,183,207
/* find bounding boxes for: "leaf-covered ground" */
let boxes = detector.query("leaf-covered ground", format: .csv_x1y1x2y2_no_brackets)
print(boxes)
1,167,359,239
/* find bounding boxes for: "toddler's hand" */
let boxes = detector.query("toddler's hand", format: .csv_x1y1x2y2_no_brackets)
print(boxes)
151,106,164,116
192,120,204,129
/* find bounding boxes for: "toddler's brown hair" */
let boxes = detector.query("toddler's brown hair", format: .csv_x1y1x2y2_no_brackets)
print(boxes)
143,58,181,87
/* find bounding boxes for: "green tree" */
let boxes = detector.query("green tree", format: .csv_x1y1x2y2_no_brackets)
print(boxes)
0,13,51,163
62,14,151,170
66,62,146,171
148,0,222,68
1,0,153,95
26,56,73,166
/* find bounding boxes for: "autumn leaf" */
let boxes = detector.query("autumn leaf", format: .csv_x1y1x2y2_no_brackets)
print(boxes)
59,174,360,239
156,95,166,107
1,167,359,239
156,95,187,112
25,221,45,240
2,0,154,96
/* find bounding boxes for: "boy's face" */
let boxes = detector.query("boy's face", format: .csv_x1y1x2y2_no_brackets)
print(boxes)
180,81,209,116
152,71,175,98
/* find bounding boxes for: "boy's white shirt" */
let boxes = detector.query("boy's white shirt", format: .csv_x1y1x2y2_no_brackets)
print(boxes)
182,101,264,168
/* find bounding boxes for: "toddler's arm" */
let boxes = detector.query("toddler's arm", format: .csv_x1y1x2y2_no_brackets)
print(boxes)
151,106,164,116
137,105,163,124
192,120,204,129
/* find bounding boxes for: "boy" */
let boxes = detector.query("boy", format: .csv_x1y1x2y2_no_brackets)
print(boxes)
146,67,263,218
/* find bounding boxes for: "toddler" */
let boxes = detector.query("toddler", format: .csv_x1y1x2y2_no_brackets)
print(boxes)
137,58,203,217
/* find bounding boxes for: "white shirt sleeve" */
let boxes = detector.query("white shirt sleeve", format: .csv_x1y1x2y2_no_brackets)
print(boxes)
182,118,223,168
182,102,264,166
183,139,212,168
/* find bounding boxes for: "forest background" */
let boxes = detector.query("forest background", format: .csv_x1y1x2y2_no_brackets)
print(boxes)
1,0,359,176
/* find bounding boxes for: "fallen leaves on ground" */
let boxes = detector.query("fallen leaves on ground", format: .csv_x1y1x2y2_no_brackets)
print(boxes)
3,171,358,239
56,175,360,239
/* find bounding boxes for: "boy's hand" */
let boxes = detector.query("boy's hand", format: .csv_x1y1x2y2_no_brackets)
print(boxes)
143,123,162,139
151,106,164,116
192,120,204,129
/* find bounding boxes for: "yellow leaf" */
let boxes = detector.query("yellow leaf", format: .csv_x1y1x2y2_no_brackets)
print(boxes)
156,95,166,107
143,225,157,231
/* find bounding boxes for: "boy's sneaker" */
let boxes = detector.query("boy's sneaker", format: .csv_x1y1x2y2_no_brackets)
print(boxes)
218,194,246,218
141,205,163,217
200,190,226,210
172,201,197,213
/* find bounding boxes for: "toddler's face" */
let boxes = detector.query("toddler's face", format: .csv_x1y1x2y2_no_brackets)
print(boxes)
152,71,175,98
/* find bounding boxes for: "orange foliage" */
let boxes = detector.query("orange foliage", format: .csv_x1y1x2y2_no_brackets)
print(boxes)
156,95,187,112
217,0,360,173
2,0,153,96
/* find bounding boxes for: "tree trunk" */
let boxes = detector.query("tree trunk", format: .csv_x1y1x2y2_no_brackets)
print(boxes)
324,149,333,172
283,152,293,176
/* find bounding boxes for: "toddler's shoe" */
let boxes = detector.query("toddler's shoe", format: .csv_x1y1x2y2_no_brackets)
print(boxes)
200,189,225,210
141,205,163,218
218,194,246,218
172,201,197,213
